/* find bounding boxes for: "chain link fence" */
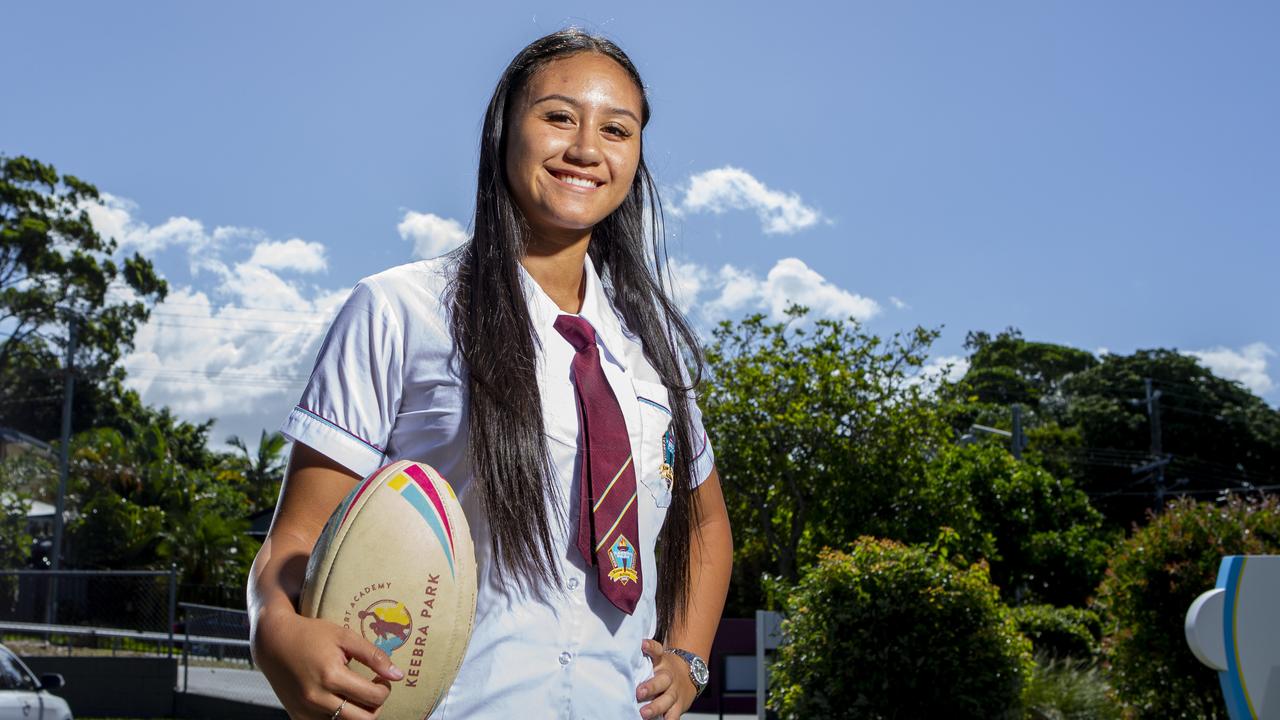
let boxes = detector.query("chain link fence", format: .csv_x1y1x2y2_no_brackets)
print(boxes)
178,602,283,709
0,568,178,655
0,569,285,710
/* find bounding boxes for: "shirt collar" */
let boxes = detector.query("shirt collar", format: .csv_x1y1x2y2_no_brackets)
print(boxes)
518,254,630,371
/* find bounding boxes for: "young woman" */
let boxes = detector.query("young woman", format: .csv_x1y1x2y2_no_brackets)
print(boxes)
247,29,733,720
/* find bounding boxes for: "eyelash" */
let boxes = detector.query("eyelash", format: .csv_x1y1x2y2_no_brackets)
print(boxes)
545,112,632,138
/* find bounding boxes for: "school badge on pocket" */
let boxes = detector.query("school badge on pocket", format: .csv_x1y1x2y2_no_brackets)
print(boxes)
659,429,676,491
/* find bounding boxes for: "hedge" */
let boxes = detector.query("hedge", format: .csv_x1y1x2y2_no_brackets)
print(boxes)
770,538,1033,720
1095,496,1280,718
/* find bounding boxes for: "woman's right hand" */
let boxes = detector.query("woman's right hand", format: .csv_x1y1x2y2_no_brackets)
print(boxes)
252,601,404,719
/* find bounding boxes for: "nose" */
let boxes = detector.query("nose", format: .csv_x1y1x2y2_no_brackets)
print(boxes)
564,125,602,166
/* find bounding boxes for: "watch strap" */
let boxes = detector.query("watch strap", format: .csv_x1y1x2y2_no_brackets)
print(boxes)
664,647,708,698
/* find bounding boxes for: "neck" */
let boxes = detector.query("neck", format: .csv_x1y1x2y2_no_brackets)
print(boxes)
521,231,591,313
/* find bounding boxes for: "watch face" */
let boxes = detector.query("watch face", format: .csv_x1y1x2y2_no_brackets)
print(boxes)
691,657,710,685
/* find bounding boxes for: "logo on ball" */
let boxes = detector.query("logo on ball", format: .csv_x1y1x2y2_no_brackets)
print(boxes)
358,599,413,655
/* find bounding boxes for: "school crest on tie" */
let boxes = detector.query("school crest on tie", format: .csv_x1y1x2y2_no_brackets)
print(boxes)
607,535,639,584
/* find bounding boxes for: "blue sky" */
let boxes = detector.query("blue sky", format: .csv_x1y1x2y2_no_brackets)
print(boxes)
4,1,1277,446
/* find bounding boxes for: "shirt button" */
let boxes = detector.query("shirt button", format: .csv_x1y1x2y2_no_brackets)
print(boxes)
567,577,580,590
559,651,572,666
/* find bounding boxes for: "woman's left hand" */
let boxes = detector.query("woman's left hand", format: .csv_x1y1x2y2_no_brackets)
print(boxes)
637,638,697,719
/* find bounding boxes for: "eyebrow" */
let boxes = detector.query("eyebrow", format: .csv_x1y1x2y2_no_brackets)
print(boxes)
531,93,641,124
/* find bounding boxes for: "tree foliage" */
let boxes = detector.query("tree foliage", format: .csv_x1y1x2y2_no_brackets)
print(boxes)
890,443,1115,608
227,429,288,514
0,154,167,440
61,421,260,602
959,328,1098,409
770,540,1032,720
1095,497,1280,719
702,306,951,612
1063,349,1280,522
946,329,1280,527
0,454,45,568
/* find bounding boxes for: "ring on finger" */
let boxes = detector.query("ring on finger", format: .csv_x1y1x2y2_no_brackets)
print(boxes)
330,698,348,720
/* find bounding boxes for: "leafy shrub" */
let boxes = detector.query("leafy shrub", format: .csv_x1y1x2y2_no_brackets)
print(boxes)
1095,496,1280,718
770,538,1033,720
1011,604,1101,661
890,443,1115,607
1021,657,1121,720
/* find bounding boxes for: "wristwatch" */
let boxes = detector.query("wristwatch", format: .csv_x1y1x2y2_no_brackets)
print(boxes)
664,647,709,698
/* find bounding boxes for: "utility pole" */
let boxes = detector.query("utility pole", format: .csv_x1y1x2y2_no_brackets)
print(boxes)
47,315,76,626
963,405,1028,460
1144,378,1168,512
1011,404,1026,461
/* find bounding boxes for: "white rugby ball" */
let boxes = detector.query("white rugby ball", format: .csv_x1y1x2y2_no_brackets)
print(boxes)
300,460,477,719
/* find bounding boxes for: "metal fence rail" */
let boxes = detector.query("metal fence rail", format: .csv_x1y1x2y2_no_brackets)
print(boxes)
0,568,178,655
177,601,282,708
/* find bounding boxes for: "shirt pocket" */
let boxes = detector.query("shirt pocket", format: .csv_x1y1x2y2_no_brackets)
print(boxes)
631,378,674,509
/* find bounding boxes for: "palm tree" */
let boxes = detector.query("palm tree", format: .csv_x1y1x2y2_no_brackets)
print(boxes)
226,430,287,514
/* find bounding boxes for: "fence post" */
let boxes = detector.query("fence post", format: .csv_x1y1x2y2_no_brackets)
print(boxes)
167,564,178,657
755,610,784,720
183,604,191,696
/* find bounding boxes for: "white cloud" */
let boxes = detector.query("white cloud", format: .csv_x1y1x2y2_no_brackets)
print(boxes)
902,354,971,396
664,257,710,315
667,256,880,326
759,258,880,322
674,167,826,235
1186,342,1275,397
890,296,909,310
85,193,350,449
85,192,208,256
247,238,328,274
398,211,467,259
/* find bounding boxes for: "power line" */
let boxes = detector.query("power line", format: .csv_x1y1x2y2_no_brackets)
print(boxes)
148,310,331,327
114,295,341,318
148,321,329,336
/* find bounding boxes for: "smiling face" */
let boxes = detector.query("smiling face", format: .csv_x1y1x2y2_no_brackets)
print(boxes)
504,52,644,250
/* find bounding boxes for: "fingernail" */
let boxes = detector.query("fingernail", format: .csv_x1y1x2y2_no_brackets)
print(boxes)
636,685,647,700
640,709,652,719
388,664,404,680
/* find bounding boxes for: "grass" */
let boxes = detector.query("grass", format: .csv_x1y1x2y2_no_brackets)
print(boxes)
1022,656,1122,720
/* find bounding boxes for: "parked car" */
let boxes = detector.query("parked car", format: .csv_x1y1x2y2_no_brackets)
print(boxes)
0,643,71,720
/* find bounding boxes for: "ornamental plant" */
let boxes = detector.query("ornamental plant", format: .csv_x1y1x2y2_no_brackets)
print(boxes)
1095,496,1280,718
769,538,1033,720
1010,604,1101,661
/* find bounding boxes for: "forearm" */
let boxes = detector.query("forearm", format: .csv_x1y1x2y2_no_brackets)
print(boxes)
247,533,311,637
665,469,733,659
248,443,360,636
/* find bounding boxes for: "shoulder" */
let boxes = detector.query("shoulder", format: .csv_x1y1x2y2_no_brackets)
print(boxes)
350,256,457,331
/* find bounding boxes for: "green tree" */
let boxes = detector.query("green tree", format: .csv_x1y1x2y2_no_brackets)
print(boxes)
0,154,167,440
1096,497,1280,718
947,330,1280,528
957,328,1098,410
891,443,1116,608
227,429,288,513
0,466,36,568
64,423,259,603
1062,349,1280,523
702,306,950,613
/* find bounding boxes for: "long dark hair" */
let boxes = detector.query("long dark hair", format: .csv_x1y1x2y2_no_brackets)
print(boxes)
449,28,704,641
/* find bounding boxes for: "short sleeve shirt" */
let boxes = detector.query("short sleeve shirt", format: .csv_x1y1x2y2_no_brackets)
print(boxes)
281,255,715,719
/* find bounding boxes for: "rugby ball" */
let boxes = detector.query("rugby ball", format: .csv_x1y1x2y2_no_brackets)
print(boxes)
300,460,477,719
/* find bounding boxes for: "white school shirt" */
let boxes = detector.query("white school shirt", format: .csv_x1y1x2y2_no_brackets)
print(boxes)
280,254,715,719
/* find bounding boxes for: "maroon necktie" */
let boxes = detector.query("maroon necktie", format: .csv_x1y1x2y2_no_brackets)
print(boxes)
554,315,642,615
